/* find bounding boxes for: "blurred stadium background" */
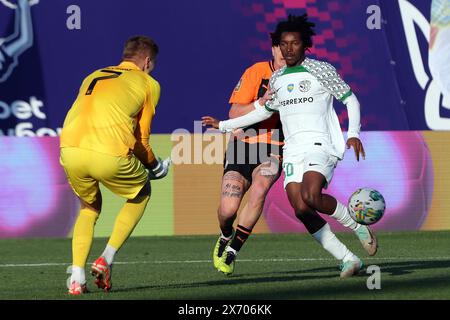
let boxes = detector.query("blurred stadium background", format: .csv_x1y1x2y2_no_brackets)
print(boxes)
1,0,449,240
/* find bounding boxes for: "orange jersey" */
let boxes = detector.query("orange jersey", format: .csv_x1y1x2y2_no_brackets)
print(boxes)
229,61,283,145
60,61,160,166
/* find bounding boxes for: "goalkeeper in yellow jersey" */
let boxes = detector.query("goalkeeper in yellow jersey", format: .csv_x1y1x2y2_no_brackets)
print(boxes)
60,35,171,295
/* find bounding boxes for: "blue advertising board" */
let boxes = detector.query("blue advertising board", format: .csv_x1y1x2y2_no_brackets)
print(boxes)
1,0,449,135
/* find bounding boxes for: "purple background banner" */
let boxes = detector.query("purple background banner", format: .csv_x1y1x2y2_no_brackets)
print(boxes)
263,131,434,233
1,0,449,135
0,137,79,237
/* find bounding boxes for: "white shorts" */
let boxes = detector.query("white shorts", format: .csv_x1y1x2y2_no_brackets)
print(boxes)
282,145,338,189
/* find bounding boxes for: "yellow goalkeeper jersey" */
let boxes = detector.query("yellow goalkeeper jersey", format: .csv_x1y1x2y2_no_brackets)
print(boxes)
60,61,160,166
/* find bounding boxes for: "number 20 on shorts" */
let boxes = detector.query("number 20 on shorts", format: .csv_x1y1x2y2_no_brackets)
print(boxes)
284,163,294,177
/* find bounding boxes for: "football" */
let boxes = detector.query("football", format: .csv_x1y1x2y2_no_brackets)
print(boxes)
348,188,386,225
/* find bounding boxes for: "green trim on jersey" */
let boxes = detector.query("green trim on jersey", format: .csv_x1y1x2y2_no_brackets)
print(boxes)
282,65,309,75
339,90,353,102
265,104,278,112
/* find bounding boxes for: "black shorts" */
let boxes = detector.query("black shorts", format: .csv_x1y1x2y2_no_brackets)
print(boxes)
223,139,283,183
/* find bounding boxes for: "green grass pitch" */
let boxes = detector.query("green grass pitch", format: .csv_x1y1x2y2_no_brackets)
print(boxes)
0,231,449,300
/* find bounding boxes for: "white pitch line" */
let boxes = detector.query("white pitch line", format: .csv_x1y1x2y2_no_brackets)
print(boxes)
1,256,450,268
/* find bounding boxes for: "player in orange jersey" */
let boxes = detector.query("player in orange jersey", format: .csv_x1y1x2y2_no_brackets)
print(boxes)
207,35,286,275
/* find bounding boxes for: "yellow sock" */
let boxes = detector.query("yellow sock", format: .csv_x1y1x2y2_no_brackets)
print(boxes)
108,194,150,251
72,208,99,268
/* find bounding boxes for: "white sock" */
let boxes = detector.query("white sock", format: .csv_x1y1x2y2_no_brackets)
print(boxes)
312,223,358,262
70,266,86,284
101,244,117,266
331,202,362,231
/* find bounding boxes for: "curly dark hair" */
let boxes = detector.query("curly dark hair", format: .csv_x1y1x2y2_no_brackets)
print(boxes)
270,14,316,49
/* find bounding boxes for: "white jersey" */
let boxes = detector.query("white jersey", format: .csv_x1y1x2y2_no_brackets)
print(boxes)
266,57,359,160
220,57,361,161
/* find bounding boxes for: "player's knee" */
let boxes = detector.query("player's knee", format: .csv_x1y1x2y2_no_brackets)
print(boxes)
219,206,238,219
247,183,269,209
218,203,238,220
79,207,100,223
301,189,320,209
294,203,312,220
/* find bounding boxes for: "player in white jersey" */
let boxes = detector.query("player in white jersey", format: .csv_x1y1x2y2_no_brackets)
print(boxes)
203,14,377,277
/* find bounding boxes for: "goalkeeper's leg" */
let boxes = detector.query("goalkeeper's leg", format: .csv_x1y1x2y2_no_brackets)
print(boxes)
107,181,151,256
92,181,151,291
69,192,102,294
